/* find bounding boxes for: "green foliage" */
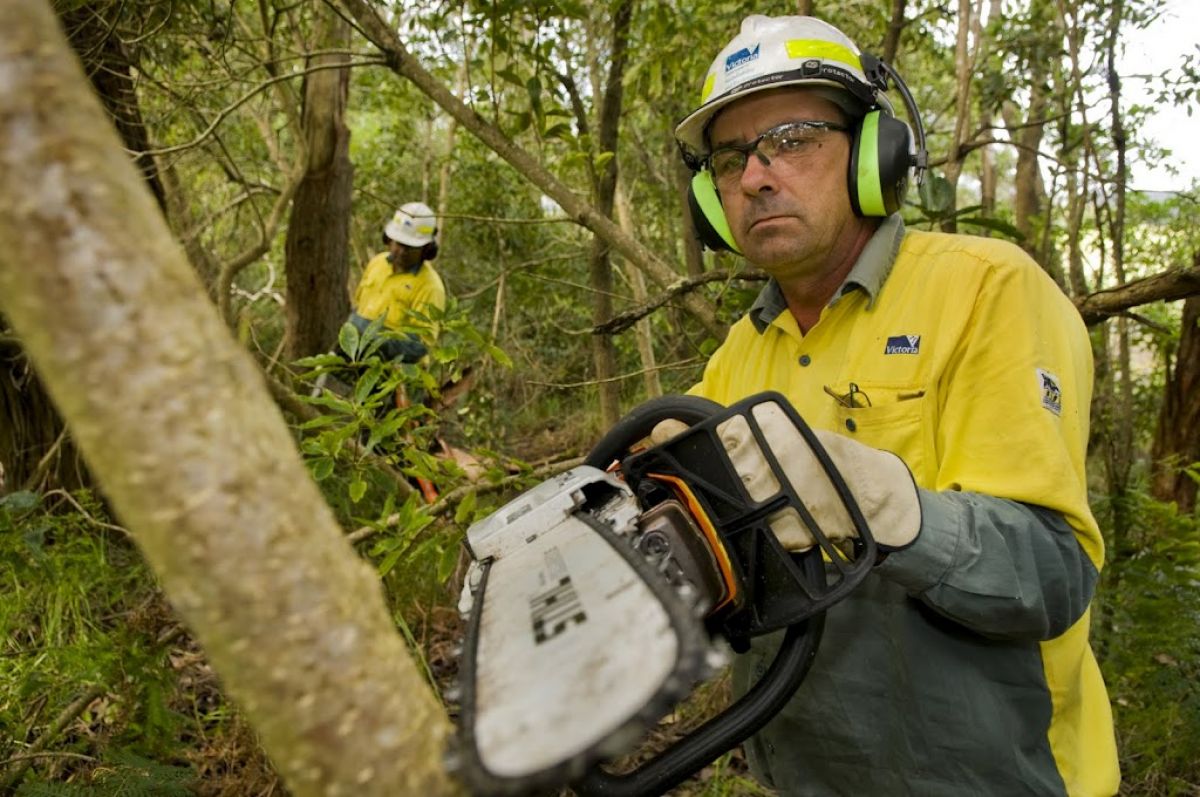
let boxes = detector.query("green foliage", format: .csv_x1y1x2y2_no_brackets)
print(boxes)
294,307,510,511
16,750,194,797
0,493,200,788
1093,491,1200,794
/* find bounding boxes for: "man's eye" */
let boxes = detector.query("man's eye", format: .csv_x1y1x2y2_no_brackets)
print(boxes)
711,152,744,175
773,132,817,153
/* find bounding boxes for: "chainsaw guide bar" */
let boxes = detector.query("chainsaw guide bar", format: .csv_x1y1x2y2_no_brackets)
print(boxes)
454,467,717,796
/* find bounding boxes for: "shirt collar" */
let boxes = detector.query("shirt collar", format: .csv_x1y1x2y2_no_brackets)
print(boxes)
747,214,906,334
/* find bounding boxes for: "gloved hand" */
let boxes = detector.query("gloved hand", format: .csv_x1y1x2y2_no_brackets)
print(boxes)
652,399,921,552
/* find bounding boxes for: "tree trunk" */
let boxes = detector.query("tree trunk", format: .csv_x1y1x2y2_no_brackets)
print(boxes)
617,180,662,399
940,0,978,233
0,5,459,794
587,0,634,428
0,342,87,493
674,158,706,280
55,0,167,214
284,5,354,361
1150,291,1200,512
881,0,908,65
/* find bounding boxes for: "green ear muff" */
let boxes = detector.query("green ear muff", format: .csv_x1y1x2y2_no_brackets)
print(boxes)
687,171,741,253
849,110,913,217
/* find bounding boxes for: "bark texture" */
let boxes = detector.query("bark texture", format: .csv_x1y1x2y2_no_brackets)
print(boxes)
1150,294,1200,513
284,6,354,360
0,4,459,795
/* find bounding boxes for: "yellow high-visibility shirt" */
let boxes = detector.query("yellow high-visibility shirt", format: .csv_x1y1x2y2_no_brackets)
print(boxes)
353,252,446,336
695,217,1118,796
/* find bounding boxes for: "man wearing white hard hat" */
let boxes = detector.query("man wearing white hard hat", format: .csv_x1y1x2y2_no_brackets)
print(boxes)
666,14,1118,796
350,201,446,362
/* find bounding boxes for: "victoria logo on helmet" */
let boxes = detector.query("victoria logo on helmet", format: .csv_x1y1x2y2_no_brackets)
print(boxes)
725,44,760,72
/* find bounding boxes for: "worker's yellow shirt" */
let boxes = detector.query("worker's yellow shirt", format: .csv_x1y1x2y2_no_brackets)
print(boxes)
353,252,446,335
696,221,1118,796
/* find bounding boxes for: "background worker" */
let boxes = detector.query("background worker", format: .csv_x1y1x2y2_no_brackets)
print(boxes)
665,14,1118,796
351,200,446,363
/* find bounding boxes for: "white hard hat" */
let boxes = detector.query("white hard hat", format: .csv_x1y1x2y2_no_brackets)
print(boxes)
674,15,884,156
384,201,437,247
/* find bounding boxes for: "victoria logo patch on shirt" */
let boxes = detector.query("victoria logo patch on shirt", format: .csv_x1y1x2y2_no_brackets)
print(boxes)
884,335,921,355
1038,368,1062,416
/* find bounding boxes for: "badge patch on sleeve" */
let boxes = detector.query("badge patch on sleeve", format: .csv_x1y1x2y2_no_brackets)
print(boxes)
1037,368,1062,416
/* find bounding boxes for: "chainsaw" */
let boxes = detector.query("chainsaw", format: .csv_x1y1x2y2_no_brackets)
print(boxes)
451,391,877,796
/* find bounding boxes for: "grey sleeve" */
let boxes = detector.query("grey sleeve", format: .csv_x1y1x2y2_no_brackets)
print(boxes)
874,489,1099,640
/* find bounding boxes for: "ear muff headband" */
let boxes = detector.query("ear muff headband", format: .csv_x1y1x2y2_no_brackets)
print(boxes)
688,172,741,253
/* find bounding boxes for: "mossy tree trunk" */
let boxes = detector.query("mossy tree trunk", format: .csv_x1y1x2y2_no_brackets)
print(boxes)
0,3,460,794
284,3,354,361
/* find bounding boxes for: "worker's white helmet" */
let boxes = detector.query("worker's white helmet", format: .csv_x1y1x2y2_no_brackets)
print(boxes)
674,15,883,157
384,201,437,247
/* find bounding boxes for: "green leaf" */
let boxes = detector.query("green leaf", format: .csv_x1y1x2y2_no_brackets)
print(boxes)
377,545,405,577
349,478,367,504
310,458,335,481
486,344,514,368
510,110,532,135
298,414,341,430
958,216,1026,241
0,490,39,513
496,67,524,86
543,122,573,140
454,490,477,526
354,363,385,403
437,542,460,583
305,392,355,415
526,76,543,121
594,151,615,172
338,321,361,359
918,173,955,215
293,353,347,370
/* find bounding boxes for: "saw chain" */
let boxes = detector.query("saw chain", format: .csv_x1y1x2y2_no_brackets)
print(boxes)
450,391,878,796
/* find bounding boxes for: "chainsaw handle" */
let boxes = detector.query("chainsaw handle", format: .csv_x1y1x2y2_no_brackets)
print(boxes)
573,607,826,797
584,394,724,471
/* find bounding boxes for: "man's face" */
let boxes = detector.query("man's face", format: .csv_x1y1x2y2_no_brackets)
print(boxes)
708,88,862,281
387,239,424,270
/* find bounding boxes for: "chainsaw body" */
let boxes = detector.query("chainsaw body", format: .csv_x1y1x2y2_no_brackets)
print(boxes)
453,392,878,796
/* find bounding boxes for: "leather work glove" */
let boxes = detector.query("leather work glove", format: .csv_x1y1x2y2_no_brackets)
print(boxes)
652,400,921,552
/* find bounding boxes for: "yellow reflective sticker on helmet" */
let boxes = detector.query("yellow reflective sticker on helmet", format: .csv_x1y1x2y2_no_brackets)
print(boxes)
700,73,716,103
784,39,862,72
417,225,434,234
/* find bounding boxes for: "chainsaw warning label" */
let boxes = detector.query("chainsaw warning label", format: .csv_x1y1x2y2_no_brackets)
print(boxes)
531,575,587,644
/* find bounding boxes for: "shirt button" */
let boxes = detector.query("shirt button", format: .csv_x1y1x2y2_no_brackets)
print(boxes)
798,354,811,367
845,419,857,432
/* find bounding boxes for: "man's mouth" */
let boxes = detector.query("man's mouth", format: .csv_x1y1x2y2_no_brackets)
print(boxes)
748,214,790,232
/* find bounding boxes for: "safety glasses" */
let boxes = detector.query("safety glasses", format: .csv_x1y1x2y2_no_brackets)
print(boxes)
706,120,849,186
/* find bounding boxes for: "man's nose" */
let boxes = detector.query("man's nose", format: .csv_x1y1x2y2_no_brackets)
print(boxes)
739,150,776,193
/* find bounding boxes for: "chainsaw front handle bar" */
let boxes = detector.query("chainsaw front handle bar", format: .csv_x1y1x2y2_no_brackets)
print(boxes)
584,393,725,471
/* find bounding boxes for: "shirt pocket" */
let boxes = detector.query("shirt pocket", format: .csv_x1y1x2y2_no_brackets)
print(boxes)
829,383,932,485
